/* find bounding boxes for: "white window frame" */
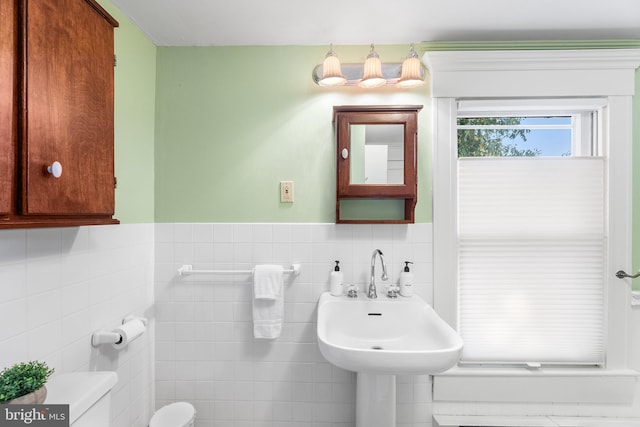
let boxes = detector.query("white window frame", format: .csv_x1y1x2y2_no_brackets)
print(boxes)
457,99,606,367
456,99,599,157
425,49,640,405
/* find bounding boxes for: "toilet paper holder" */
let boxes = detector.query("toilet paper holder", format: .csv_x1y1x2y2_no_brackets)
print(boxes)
91,315,148,348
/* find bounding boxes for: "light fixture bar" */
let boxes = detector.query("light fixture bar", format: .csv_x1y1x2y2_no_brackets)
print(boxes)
312,63,410,86
311,44,426,88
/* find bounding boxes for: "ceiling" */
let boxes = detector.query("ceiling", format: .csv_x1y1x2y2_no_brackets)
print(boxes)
110,0,640,46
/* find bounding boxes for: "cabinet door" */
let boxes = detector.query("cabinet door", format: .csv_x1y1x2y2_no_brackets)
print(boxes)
0,0,17,215
23,0,115,215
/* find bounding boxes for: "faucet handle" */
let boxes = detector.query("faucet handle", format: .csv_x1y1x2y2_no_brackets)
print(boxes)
346,284,358,298
386,284,399,299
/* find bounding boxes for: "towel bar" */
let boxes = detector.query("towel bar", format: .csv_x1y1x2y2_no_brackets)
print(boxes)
178,264,301,277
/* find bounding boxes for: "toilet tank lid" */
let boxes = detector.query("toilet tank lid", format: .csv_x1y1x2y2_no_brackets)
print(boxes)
46,372,118,424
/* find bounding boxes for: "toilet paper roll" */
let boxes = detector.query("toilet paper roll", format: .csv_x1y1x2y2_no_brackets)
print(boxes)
112,318,146,349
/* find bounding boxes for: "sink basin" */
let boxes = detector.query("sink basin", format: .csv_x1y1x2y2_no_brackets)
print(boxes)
317,292,463,374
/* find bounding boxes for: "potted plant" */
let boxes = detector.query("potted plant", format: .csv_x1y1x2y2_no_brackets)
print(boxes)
0,361,54,404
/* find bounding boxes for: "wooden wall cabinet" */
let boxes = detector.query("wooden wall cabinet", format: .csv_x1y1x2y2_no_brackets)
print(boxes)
0,0,119,229
334,105,422,224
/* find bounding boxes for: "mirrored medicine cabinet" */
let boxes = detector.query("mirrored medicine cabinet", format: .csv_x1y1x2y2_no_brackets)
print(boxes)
333,105,422,224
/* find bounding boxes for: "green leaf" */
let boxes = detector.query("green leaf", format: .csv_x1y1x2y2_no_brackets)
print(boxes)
0,361,54,403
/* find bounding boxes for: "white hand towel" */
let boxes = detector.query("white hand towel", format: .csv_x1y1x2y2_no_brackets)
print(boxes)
253,264,283,299
253,265,284,339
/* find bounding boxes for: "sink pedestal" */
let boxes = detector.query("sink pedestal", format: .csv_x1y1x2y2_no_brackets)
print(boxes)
356,373,396,427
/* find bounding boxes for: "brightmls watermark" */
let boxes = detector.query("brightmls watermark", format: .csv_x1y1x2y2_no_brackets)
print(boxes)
0,405,69,426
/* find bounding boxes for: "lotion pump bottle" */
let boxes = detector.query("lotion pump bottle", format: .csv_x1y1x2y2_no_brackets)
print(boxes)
399,261,414,297
330,260,344,296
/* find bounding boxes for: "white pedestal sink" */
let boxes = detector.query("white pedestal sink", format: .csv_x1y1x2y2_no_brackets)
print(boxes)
317,292,463,427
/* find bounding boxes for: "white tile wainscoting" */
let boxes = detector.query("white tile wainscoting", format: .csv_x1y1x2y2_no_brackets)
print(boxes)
2,221,638,427
155,222,435,427
0,224,155,427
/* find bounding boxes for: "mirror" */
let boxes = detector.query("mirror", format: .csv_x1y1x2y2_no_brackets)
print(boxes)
349,124,404,185
334,105,422,224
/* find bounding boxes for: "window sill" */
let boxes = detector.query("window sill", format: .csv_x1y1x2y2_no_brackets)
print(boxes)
434,366,639,403
434,415,640,427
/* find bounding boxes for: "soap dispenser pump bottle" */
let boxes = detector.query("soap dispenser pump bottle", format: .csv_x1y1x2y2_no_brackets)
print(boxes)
330,260,344,296
399,261,414,297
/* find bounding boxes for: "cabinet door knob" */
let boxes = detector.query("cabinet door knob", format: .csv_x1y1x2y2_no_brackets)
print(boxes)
341,148,349,159
47,161,62,178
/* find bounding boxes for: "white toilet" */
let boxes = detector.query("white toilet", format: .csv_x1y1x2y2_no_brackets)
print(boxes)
46,371,118,427
149,401,196,427
46,370,195,427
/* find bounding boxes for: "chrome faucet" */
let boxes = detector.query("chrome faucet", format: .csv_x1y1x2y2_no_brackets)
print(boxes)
368,249,388,299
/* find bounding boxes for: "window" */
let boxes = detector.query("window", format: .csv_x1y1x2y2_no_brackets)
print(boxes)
426,47,640,406
456,105,605,365
458,116,574,157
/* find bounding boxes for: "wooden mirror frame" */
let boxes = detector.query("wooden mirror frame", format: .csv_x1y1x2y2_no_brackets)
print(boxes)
334,105,422,224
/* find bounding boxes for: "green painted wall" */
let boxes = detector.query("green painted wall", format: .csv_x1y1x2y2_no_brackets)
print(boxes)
153,45,430,223
99,0,157,224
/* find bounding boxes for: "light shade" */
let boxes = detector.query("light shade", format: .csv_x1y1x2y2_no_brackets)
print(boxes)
359,44,386,88
397,44,425,88
318,45,346,87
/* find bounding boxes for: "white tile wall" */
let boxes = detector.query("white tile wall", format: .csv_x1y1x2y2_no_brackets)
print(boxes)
0,224,155,427
155,222,435,427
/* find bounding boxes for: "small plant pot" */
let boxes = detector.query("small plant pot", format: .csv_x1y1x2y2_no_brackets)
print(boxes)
8,385,47,404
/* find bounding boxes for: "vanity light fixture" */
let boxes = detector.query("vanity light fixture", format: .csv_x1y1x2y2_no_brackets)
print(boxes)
318,44,347,87
397,44,425,88
358,44,386,88
312,43,425,88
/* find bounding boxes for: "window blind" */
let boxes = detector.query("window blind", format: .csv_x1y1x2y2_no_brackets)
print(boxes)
458,157,605,365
